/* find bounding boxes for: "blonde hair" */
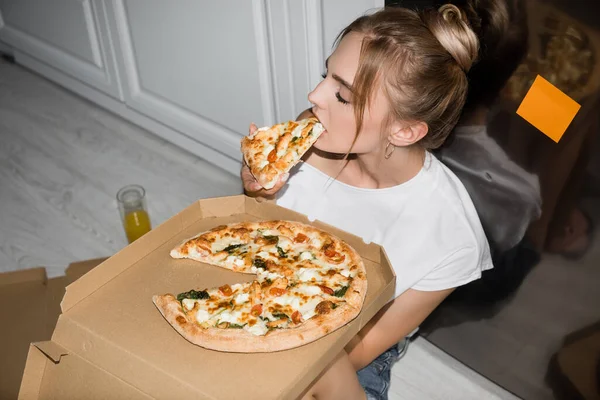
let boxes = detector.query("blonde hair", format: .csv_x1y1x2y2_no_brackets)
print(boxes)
337,4,479,150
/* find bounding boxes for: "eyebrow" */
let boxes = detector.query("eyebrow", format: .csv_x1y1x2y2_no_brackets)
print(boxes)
325,57,354,93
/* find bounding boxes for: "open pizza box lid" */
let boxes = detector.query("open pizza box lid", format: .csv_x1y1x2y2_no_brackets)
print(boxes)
0,259,104,400
19,195,396,400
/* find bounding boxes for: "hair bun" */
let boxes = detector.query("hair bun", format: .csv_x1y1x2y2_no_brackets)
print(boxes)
439,4,464,24
425,3,479,73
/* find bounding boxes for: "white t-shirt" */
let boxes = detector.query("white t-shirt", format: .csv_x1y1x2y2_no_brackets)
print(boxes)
276,152,493,299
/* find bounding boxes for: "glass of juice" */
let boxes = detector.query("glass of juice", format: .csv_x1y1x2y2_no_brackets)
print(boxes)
116,184,152,243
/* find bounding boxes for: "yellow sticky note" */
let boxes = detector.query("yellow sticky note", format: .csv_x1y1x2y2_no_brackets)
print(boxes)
516,75,581,143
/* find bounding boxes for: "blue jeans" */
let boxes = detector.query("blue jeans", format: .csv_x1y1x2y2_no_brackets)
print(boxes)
357,339,409,400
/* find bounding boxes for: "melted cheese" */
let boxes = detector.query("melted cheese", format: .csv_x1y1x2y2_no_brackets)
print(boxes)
295,284,322,296
264,271,284,281
218,309,245,324
278,236,293,251
258,160,269,168
195,309,211,323
262,144,275,157
246,318,268,336
182,299,196,310
299,297,324,321
225,255,245,268
234,292,250,304
272,294,302,309
309,237,323,248
297,268,321,282
231,283,245,292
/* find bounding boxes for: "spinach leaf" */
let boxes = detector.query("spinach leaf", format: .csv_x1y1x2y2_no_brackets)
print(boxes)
333,286,349,298
228,323,245,329
277,246,287,258
222,243,243,254
272,312,289,320
253,258,267,270
177,289,210,302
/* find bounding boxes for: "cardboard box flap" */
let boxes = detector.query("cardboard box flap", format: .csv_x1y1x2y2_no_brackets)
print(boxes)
0,267,46,287
18,345,47,400
33,341,68,364
64,258,108,283
199,195,246,218
19,342,153,400
61,212,185,313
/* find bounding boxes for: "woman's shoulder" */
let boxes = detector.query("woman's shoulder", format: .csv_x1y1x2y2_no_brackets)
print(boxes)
389,155,489,250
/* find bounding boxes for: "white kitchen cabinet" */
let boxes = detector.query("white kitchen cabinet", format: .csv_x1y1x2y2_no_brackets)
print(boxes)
0,0,383,175
0,0,122,99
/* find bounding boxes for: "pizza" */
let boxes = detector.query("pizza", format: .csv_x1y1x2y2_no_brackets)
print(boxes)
153,220,367,353
241,117,324,190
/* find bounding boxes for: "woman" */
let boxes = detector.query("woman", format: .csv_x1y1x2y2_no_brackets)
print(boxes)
243,5,490,399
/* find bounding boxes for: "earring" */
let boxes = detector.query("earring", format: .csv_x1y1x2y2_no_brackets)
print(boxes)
384,141,396,159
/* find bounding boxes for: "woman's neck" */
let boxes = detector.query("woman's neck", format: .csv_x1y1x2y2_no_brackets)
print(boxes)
304,145,426,189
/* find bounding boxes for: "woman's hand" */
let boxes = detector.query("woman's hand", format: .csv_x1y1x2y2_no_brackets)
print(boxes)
241,123,289,201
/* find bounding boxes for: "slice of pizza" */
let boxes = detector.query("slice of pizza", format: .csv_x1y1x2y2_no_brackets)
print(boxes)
241,117,324,189
152,268,364,352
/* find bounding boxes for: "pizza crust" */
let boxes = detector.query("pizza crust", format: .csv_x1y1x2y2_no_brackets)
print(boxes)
153,294,361,353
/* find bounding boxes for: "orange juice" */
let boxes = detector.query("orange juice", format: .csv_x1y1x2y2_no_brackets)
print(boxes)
123,209,151,243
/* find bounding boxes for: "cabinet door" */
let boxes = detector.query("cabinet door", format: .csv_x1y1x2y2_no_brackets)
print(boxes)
109,0,276,160
0,0,122,99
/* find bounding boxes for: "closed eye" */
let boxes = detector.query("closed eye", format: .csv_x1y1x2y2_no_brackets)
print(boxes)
335,92,349,105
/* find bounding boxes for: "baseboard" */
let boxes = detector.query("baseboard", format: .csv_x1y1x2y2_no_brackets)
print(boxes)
13,51,241,177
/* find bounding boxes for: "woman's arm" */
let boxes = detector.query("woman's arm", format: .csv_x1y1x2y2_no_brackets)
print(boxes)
346,287,454,371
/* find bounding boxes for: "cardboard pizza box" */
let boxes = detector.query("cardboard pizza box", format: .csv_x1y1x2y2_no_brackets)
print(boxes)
19,195,396,400
19,341,151,400
0,259,105,400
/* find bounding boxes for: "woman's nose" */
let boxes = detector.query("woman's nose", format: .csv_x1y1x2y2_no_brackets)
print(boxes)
307,80,326,110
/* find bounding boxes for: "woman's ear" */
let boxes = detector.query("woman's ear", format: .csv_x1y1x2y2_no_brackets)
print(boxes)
388,121,428,147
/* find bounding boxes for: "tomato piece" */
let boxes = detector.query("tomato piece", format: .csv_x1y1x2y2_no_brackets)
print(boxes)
291,310,303,324
269,287,287,296
317,285,334,295
294,233,309,243
324,245,336,258
219,284,232,296
251,304,263,317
